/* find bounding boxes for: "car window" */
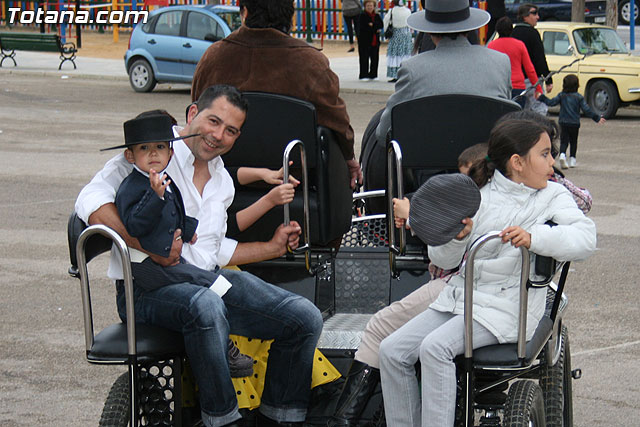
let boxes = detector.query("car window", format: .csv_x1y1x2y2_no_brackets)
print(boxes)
573,28,628,54
215,11,242,31
543,31,572,55
154,11,182,37
186,12,221,40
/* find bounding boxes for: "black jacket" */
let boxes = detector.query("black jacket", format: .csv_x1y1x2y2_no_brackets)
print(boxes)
116,169,198,257
512,22,553,85
357,11,383,47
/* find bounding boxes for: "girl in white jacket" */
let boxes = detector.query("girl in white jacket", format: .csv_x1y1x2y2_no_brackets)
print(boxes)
378,119,597,426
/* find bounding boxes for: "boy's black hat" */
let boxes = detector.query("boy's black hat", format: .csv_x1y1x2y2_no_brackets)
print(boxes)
101,114,183,151
408,173,481,246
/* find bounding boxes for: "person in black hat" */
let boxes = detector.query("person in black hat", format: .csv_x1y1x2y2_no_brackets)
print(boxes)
110,110,255,379
375,0,513,143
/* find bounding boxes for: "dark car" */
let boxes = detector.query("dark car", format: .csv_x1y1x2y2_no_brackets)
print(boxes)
505,0,607,24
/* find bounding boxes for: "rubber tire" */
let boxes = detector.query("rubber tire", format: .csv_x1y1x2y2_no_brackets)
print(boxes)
587,80,619,119
540,326,573,427
619,0,639,25
128,58,157,93
99,372,130,427
503,380,547,427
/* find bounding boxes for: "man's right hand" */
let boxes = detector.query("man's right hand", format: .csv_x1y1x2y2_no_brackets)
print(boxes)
271,221,302,257
149,229,183,266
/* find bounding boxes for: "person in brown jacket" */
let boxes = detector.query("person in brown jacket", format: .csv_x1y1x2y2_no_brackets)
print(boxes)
191,0,362,188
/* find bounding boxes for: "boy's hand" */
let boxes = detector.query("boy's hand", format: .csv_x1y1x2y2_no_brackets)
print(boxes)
455,218,473,240
150,169,170,198
597,117,606,125
266,183,295,207
393,197,410,223
267,162,300,185
499,226,531,249
190,232,198,245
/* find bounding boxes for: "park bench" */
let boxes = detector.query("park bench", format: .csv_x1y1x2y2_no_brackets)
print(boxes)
0,32,77,70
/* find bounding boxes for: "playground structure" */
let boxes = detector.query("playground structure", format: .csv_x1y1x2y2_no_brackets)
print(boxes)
0,0,422,47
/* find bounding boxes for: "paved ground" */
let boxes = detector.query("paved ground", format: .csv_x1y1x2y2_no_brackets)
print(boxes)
0,38,639,425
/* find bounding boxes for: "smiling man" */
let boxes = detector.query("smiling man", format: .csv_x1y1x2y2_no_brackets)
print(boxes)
75,85,323,427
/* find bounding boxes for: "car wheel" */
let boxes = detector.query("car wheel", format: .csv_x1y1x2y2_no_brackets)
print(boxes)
587,80,619,119
619,0,639,25
128,59,157,93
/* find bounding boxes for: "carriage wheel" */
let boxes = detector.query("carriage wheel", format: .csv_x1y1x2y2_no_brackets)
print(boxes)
503,380,546,427
99,372,130,427
540,326,573,426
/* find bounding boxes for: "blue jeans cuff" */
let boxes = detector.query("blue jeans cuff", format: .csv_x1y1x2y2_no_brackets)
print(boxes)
201,406,241,427
259,404,307,423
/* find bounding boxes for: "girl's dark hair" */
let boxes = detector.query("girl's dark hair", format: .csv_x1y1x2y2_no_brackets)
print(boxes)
239,0,294,33
468,119,547,188
499,109,559,144
562,74,579,93
495,16,513,37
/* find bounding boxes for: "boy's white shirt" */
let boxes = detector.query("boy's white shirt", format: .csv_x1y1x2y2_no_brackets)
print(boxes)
75,126,238,280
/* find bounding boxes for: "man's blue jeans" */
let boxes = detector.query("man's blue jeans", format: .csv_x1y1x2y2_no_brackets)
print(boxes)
117,268,323,426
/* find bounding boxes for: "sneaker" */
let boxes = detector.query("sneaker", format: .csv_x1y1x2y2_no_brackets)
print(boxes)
388,78,398,83
348,46,355,52
558,153,568,169
228,339,254,378
569,157,577,168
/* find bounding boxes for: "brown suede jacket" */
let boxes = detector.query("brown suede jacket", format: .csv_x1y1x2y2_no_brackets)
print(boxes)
191,26,355,160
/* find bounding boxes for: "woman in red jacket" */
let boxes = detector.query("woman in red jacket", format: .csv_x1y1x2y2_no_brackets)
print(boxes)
487,16,542,108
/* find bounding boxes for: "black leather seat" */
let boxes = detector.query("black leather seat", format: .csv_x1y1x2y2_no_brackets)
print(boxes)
362,94,520,214
68,213,184,425
222,92,353,247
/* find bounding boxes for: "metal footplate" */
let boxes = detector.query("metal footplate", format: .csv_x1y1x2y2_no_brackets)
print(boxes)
318,313,373,350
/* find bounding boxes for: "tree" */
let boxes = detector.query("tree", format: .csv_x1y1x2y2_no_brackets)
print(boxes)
572,0,586,22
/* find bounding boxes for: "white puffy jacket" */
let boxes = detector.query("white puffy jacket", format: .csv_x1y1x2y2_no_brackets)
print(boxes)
429,170,596,343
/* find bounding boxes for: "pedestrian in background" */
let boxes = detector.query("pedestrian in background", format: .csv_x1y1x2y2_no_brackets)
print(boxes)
358,0,384,80
487,16,542,108
384,0,413,82
539,74,605,169
342,0,363,52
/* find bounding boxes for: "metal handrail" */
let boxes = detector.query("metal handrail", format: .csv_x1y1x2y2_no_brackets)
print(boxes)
463,232,531,361
282,139,311,273
76,224,136,356
386,140,405,257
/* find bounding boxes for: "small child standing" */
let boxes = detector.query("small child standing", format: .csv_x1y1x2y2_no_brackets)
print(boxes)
539,74,605,169
105,111,255,378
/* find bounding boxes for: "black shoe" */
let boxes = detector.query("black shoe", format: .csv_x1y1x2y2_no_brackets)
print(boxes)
348,47,355,52
256,411,302,427
228,338,254,378
327,360,380,427
388,78,398,83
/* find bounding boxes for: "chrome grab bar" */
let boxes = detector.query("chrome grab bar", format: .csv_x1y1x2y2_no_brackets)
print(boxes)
282,139,311,273
463,232,531,360
76,224,136,356
387,140,405,257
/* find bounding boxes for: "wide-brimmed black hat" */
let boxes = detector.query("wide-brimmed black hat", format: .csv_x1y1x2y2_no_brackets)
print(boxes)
101,114,183,151
408,173,481,246
407,0,490,34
